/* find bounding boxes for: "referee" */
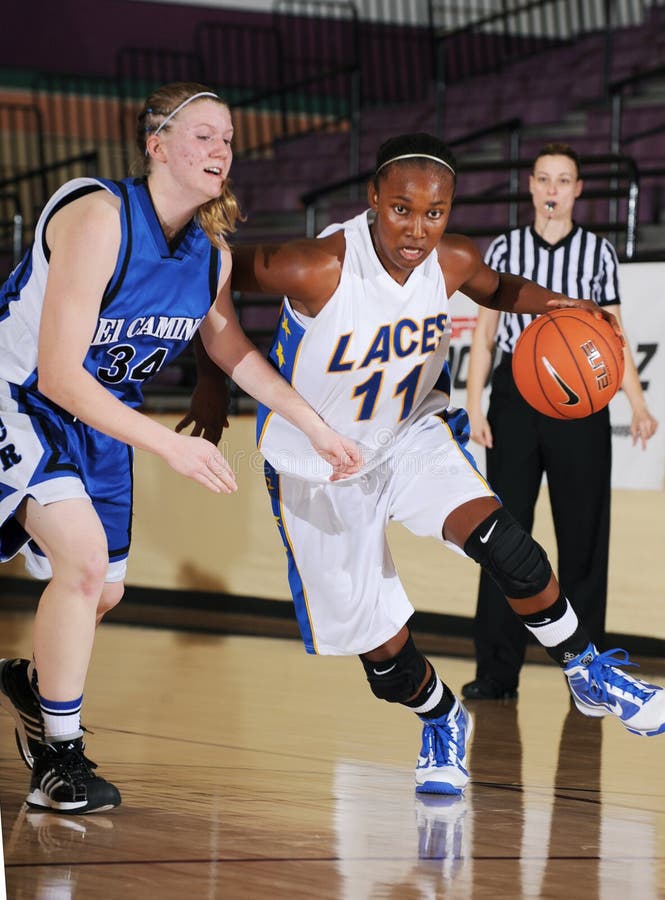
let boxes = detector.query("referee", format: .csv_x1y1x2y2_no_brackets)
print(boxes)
462,143,658,701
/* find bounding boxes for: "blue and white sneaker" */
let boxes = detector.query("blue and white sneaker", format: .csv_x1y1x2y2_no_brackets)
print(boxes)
564,643,665,737
415,699,473,795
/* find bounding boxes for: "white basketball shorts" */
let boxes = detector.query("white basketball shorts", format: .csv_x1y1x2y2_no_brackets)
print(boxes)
265,408,495,655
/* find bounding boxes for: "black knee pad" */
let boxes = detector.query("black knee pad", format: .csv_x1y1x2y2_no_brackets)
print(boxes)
360,634,427,703
464,506,551,599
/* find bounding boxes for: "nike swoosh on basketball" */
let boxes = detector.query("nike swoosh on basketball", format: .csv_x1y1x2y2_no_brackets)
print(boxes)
541,356,580,406
373,663,397,676
479,521,498,543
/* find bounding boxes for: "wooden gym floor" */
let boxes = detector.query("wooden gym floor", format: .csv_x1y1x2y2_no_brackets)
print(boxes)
1,608,664,900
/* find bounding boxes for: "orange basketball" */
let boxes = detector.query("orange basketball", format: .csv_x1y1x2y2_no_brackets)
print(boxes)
511,308,624,419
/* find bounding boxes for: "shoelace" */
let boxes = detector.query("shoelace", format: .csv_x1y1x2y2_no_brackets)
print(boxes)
585,648,653,703
422,717,464,764
47,744,99,784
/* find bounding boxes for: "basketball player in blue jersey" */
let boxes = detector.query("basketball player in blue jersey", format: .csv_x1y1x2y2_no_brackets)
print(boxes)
232,132,665,797
0,83,360,815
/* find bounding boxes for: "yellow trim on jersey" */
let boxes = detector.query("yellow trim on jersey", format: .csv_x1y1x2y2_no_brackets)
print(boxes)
439,416,494,494
257,410,273,449
276,342,286,368
258,313,308,451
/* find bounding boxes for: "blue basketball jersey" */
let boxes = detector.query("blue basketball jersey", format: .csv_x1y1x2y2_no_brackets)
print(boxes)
0,176,220,409
0,177,221,575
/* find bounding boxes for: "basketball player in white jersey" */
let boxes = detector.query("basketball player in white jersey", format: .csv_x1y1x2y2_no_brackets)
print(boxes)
0,83,360,815
232,132,665,796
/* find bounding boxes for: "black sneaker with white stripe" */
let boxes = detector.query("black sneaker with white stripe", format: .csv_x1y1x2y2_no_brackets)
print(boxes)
0,657,45,768
27,738,121,814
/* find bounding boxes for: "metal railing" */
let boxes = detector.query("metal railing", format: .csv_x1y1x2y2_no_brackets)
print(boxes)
455,152,640,258
0,93,99,250
432,0,659,134
1,0,662,266
609,63,665,153
302,117,524,236
0,152,98,278
119,17,362,165
141,149,641,411
0,192,23,277
302,148,640,257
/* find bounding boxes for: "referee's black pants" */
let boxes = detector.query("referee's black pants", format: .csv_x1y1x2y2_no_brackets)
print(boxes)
472,354,612,689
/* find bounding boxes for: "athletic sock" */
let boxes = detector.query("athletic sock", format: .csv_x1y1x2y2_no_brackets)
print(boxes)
516,592,590,665
404,668,455,719
39,694,84,742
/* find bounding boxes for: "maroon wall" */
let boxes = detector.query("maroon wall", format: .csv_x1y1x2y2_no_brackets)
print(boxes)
0,0,272,77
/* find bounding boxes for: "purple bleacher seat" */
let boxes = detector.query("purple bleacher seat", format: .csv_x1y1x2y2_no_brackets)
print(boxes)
229,8,665,253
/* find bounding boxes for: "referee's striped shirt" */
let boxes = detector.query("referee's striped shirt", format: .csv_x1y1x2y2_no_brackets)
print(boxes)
485,224,621,355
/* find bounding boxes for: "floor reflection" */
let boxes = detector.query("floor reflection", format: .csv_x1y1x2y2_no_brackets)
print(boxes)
0,621,662,899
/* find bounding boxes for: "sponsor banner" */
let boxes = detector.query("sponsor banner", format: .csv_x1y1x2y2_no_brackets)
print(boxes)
607,263,665,489
450,261,665,490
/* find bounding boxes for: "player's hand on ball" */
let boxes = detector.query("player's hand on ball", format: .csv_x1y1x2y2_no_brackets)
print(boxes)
163,433,238,493
512,309,624,419
546,296,624,344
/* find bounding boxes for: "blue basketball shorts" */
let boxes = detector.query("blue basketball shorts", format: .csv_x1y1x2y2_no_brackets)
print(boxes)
0,389,132,582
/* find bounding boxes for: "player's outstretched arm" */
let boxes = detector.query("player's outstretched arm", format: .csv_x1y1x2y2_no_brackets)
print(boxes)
201,270,361,479
231,237,342,316
37,193,237,495
438,235,558,315
439,235,622,337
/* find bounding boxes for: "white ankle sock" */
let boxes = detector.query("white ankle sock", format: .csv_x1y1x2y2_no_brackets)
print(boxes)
39,694,83,742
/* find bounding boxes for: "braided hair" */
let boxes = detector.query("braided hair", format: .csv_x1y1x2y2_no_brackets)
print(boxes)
135,82,243,247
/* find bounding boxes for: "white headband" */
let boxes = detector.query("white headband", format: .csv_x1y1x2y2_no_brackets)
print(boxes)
152,91,221,137
376,152,456,176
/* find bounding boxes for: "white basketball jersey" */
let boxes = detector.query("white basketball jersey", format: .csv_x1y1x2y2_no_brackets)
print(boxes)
257,211,453,481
